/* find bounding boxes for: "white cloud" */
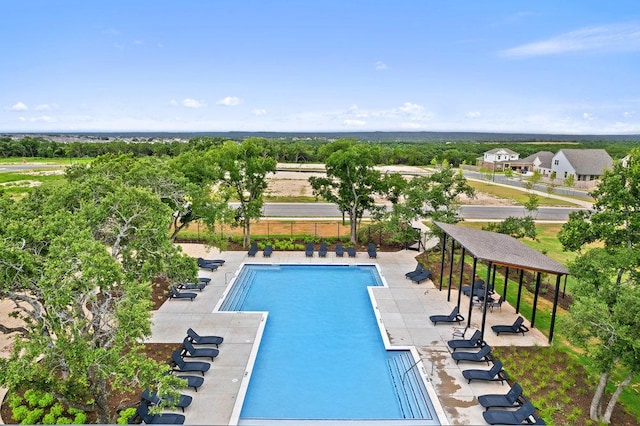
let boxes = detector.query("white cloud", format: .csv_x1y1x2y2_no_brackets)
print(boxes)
182,98,207,109
217,96,242,106
398,102,423,113
501,23,640,57
342,119,366,126
375,61,388,70
30,115,55,123
252,108,267,116
622,111,633,118
35,103,57,111
583,112,595,121
466,111,481,118
9,102,28,111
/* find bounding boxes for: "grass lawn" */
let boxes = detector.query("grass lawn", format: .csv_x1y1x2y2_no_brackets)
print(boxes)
468,180,591,207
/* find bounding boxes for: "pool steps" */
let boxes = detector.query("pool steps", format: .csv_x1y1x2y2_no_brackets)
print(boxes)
387,351,434,420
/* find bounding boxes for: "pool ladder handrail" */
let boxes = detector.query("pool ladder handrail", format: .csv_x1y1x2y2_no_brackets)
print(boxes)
401,356,433,385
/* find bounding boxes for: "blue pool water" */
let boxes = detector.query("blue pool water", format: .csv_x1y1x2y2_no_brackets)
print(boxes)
220,264,437,422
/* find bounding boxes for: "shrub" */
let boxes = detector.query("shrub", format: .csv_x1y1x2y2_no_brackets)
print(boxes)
117,407,138,424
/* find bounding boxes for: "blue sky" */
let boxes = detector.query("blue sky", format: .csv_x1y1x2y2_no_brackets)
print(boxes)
2,1,640,134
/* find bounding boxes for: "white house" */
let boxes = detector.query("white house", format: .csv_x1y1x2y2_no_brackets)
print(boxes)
477,148,520,171
551,149,613,188
521,151,554,176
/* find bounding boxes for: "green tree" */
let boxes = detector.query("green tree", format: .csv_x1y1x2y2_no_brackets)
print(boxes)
559,149,640,423
211,138,277,248
309,140,386,244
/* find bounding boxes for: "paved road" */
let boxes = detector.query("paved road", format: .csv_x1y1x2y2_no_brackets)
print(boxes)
256,202,584,221
0,163,64,172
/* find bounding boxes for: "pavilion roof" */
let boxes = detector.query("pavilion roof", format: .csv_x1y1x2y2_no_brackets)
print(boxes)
435,222,569,275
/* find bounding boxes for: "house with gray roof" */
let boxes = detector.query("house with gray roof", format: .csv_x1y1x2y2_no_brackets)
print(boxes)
551,149,613,188
521,151,554,176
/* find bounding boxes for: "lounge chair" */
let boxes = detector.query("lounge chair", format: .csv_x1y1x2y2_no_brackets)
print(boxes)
429,306,464,325
367,242,377,258
168,286,197,301
186,328,224,347
482,401,536,425
178,281,206,291
247,241,259,257
347,246,356,257
128,401,185,424
318,242,328,257
335,243,344,257
197,257,225,265
196,258,219,271
263,244,273,257
174,374,204,392
447,329,483,352
305,242,314,257
405,263,424,279
182,337,219,361
461,279,485,297
141,389,193,412
197,277,211,285
462,359,509,384
410,269,432,284
170,350,210,376
478,382,525,411
452,344,492,365
491,316,530,336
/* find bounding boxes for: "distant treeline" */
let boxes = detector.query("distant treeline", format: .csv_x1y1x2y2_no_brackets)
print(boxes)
0,135,635,166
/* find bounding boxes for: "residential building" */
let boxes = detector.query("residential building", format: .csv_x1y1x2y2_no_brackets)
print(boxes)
550,149,613,188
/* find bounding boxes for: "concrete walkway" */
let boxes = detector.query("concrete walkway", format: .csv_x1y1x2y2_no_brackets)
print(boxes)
149,244,548,425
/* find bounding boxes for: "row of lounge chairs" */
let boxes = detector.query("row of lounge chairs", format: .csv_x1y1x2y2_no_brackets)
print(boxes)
246,241,378,258
128,329,224,424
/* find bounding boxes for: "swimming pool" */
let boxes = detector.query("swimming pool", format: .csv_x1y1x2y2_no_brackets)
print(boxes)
219,264,440,423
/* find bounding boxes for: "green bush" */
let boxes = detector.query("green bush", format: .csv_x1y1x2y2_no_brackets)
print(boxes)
11,405,29,422
22,407,45,424
117,407,138,424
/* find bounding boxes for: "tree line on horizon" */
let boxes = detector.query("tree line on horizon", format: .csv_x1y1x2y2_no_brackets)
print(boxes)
0,135,635,166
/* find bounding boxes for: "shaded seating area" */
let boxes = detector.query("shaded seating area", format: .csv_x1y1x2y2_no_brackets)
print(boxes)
482,401,536,425
247,241,258,257
429,306,464,325
461,278,485,297
335,242,344,257
263,244,273,257
305,242,314,257
451,344,492,365
478,382,525,411
319,242,328,257
367,242,377,258
491,316,530,336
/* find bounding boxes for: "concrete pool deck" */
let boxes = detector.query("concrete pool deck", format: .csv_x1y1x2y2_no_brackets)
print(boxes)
148,244,549,425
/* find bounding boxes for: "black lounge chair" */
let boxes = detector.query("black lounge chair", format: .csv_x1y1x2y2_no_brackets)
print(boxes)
182,337,219,361
452,344,492,365
168,286,197,301
171,350,210,376
429,306,464,325
491,316,530,336
178,281,206,291
196,258,219,271
461,279,485,297
367,242,377,258
129,401,185,424
186,328,224,347
462,360,509,384
405,263,424,279
197,257,225,265
247,241,259,257
447,329,483,352
263,244,273,257
305,242,314,257
174,374,204,392
410,269,432,284
141,389,193,412
482,401,536,425
347,246,356,257
478,382,525,411
197,277,211,285
335,243,344,257
318,242,328,257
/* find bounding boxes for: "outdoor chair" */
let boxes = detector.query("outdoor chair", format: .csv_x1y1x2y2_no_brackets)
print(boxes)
196,258,219,271
186,328,224,347
178,281,206,292
462,359,509,384
461,279,485,297
168,286,197,301
447,329,483,352
170,350,210,376
405,263,424,279
347,246,356,257
318,242,328,257
182,337,219,361
263,244,273,257
197,277,211,285
247,241,259,257
478,382,525,411
452,344,492,365
173,373,204,392
335,242,344,257
197,257,225,265
491,316,530,336
128,401,185,424
367,242,377,258
305,242,314,257
429,306,464,325
488,296,504,312
482,401,536,425
410,269,432,284
141,389,193,412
